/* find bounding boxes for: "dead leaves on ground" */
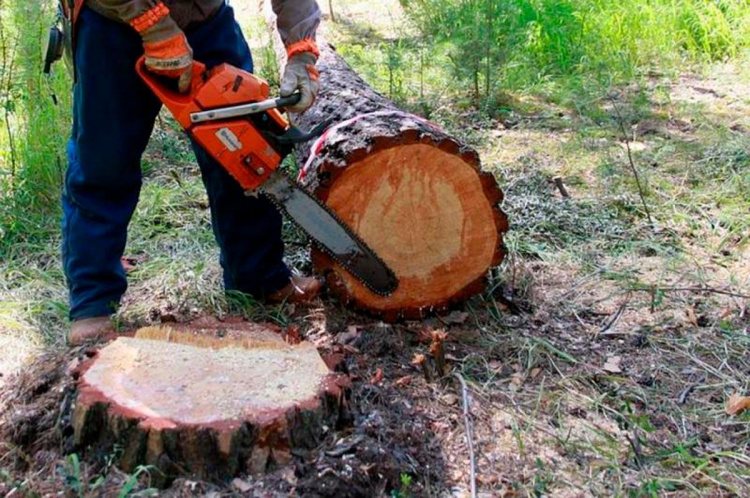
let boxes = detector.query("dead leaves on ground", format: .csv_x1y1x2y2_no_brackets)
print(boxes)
602,355,623,374
369,368,384,385
725,395,750,416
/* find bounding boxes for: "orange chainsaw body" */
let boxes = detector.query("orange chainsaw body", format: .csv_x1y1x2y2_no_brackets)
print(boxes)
136,58,289,191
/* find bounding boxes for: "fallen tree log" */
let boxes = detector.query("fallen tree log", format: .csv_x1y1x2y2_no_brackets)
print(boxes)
72,321,349,484
263,5,509,320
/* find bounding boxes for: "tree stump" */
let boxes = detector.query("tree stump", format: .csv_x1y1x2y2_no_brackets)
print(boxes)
72,321,349,483
263,4,509,320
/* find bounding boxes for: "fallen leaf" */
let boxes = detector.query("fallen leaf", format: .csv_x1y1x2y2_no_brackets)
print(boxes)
413,327,433,343
369,368,383,385
120,257,137,273
441,310,470,325
441,393,458,406
620,141,647,152
603,356,623,374
325,434,365,457
510,373,524,387
337,325,361,345
685,307,698,327
488,360,503,372
726,395,750,416
231,478,253,492
120,254,148,273
394,375,412,387
430,329,448,343
285,325,302,345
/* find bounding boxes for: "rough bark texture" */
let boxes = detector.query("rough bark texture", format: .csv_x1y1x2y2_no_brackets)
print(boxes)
264,3,509,320
72,322,349,485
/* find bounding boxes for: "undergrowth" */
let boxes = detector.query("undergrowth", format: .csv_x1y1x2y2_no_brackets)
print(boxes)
0,1,748,496
337,0,750,114
0,1,71,253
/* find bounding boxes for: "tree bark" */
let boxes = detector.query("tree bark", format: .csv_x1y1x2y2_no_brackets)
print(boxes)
263,4,509,320
72,322,349,485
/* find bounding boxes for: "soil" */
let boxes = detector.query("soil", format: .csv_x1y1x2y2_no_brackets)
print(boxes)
0,315,450,496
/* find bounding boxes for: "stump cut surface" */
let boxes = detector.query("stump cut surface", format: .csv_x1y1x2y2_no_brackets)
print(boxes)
81,337,330,427
73,322,349,482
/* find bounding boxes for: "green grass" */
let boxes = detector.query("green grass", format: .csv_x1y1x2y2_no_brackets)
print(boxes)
1,1,749,495
340,0,750,114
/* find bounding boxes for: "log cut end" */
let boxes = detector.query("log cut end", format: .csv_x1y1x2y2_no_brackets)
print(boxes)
73,323,349,483
308,117,508,320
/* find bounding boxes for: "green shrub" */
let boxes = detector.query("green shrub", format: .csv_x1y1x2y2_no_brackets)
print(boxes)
400,0,750,105
0,0,72,252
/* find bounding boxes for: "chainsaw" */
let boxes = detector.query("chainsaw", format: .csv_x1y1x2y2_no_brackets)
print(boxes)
136,58,398,296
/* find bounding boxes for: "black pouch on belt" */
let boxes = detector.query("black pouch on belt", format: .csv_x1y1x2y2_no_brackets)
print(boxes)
44,0,74,76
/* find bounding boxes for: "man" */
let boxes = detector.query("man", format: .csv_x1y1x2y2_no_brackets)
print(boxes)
64,0,323,345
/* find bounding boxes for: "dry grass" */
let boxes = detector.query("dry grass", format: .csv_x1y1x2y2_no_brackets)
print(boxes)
1,3,748,496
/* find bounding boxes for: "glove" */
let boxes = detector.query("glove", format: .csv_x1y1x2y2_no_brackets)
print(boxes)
280,52,320,114
143,33,194,94
130,3,194,93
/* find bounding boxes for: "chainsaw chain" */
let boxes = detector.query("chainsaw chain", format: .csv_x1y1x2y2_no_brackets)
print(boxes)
261,179,398,297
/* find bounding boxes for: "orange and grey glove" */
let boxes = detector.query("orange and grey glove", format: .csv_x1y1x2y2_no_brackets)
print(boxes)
280,40,320,113
129,2,194,93
143,34,194,93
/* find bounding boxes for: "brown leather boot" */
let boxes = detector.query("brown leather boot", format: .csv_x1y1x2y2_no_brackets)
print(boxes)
268,276,322,303
68,316,115,345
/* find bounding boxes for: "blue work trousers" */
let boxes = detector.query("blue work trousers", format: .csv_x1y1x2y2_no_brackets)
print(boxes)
62,4,290,320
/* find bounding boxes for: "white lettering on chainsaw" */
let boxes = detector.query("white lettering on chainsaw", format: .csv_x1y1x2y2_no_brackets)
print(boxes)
216,128,243,152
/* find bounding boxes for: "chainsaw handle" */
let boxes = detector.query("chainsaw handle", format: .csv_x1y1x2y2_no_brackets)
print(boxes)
136,56,206,126
275,92,302,109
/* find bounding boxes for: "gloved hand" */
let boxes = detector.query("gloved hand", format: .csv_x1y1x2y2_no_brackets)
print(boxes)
280,52,319,113
143,33,194,93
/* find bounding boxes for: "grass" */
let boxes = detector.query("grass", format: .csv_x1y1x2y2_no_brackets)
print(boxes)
320,2,749,494
1,0,749,495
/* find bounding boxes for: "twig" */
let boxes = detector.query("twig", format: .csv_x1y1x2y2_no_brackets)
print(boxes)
627,433,645,470
430,331,449,378
453,373,477,498
552,176,570,198
610,97,653,226
412,354,432,383
629,285,750,300
328,0,336,22
677,384,696,405
599,292,631,335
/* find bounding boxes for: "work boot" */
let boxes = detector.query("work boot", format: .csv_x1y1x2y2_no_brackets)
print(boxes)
68,316,115,345
268,276,322,303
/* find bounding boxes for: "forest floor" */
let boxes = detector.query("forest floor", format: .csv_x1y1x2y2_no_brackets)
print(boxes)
1,2,749,497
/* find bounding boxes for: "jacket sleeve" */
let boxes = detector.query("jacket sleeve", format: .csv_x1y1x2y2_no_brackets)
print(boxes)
271,0,321,46
86,0,183,43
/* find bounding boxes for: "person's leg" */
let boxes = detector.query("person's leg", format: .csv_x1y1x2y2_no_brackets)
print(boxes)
185,5,292,298
62,7,161,327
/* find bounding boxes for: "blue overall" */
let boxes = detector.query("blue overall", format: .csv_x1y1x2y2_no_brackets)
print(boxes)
62,4,291,320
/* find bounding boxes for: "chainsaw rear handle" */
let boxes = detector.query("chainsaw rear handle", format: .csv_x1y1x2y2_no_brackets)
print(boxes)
136,56,207,127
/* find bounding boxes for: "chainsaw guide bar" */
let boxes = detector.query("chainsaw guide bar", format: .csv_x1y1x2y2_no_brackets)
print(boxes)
262,172,399,296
